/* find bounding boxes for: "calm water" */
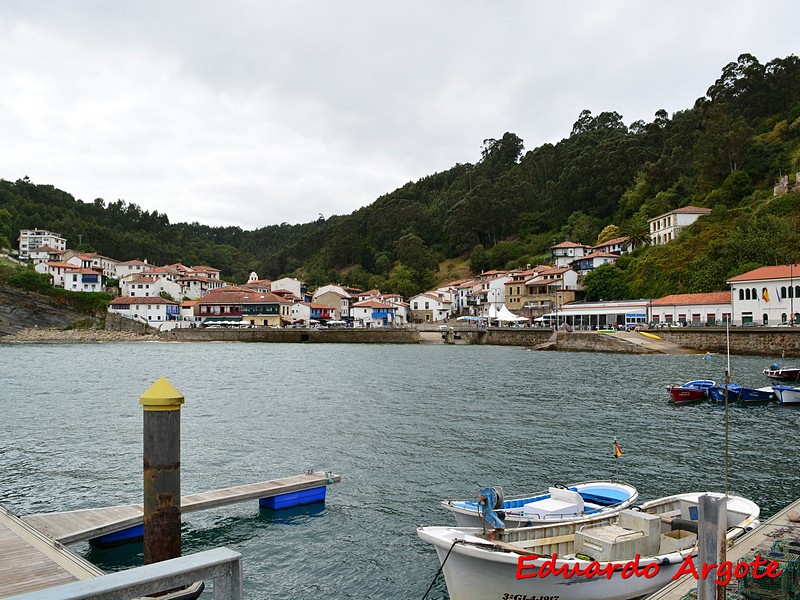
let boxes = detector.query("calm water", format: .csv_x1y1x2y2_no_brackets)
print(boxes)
2,342,799,599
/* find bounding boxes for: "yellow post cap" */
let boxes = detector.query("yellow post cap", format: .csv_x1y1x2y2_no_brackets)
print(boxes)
139,377,185,411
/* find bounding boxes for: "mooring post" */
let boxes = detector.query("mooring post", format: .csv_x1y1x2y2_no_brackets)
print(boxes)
697,494,727,600
140,377,184,565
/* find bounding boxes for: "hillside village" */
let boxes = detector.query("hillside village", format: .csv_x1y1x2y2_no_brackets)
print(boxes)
15,199,800,332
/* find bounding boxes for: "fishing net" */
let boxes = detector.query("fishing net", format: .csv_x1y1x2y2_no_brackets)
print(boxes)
724,541,800,599
679,542,800,600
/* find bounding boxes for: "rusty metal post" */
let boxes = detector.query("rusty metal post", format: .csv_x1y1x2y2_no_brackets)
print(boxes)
140,377,184,564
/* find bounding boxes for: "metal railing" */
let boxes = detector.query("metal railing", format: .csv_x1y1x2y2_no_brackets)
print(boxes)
5,547,243,600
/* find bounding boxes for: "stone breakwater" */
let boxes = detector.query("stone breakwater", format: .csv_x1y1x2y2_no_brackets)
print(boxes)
1,328,158,343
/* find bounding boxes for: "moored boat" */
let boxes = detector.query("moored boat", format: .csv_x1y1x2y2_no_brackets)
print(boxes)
418,492,760,600
763,363,800,381
442,481,638,528
738,386,778,404
667,380,714,404
772,385,800,405
707,383,742,403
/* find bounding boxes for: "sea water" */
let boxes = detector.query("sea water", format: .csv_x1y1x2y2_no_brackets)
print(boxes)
1,342,798,599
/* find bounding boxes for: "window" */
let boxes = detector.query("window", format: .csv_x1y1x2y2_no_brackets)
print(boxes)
745,289,751,300
425,302,429,309
739,289,744,301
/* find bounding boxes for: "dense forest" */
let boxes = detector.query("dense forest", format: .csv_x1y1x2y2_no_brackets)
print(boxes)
1,53,800,300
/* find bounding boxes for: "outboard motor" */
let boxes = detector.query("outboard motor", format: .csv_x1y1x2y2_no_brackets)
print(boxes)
477,486,505,531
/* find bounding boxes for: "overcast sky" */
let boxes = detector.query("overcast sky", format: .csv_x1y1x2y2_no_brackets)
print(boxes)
1,1,798,230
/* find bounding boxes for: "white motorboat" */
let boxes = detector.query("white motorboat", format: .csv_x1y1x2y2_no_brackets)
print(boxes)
442,481,638,528
773,384,800,405
418,492,760,600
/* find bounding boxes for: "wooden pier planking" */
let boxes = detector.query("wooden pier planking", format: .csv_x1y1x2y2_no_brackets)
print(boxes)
645,496,800,599
0,506,104,598
21,471,341,544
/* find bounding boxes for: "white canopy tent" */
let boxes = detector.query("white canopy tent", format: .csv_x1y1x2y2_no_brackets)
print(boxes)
489,304,529,322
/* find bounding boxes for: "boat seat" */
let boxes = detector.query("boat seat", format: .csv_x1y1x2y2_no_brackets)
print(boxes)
659,509,682,525
522,487,584,518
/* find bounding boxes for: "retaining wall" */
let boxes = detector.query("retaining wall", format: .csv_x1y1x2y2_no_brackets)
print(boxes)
161,328,420,344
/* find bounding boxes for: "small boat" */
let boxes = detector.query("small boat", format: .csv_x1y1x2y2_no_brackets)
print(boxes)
772,385,800,405
441,481,638,528
418,492,760,600
763,363,800,381
707,383,742,403
738,386,778,404
667,380,715,404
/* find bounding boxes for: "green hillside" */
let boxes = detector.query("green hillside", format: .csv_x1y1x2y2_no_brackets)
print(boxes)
2,52,800,299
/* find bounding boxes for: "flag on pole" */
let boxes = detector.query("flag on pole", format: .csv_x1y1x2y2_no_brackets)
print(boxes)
614,438,623,459
762,287,770,302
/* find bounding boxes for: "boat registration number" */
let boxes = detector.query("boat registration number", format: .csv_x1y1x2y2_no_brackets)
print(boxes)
502,595,559,600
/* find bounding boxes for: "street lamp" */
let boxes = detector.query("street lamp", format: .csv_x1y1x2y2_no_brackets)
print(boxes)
791,260,795,326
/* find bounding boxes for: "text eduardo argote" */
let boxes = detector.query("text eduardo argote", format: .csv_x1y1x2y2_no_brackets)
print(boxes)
516,553,782,586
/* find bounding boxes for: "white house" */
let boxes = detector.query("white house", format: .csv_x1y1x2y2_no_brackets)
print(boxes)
28,246,66,265
592,236,630,255
177,275,227,299
115,260,150,280
727,264,800,326
351,299,397,328
18,229,66,260
648,206,712,246
121,275,183,299
650,292,732,326
409,292,453,323
35,261,76,287
63,268,105,292
551,241,591,269
571,251,620,276
108,296,180,329
271,277,306,299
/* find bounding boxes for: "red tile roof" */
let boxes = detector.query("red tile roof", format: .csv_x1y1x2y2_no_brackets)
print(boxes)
110,296,179,305
651,292,731,306
727,265,800,283
551,241,589,249
353,300,394,309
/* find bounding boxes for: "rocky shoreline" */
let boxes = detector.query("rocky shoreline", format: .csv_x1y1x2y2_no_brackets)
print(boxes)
1,327,160,343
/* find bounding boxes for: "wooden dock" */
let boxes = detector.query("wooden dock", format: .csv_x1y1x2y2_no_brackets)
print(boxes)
0,505,103,597
646,497,800,599
1,471,339,597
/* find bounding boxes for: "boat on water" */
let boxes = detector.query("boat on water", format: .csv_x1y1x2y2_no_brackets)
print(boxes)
418,492,760,600
667,380,715,404
738,386,778,404
772,385,800,405
707,383,742,403
763,363,800,381
442,481,638,528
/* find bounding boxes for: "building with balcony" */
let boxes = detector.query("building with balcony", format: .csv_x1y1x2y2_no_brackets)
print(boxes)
351,299,397,328
648,206,711,246
18,229,67,261
551,241,591,268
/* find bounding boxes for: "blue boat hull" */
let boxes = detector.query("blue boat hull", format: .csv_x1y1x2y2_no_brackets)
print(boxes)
708,385,742,403
738,387,777,404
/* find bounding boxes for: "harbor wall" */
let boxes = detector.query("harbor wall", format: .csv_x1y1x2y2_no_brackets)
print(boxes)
656,328,800,357
159,325,800,356
161,328,420,344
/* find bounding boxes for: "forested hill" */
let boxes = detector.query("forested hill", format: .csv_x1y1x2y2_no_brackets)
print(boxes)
1,53,800,299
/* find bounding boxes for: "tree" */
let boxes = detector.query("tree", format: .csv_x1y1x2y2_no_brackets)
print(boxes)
582,264,630,301
621,218,651,251
469,244,490,274
596,225,620,245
